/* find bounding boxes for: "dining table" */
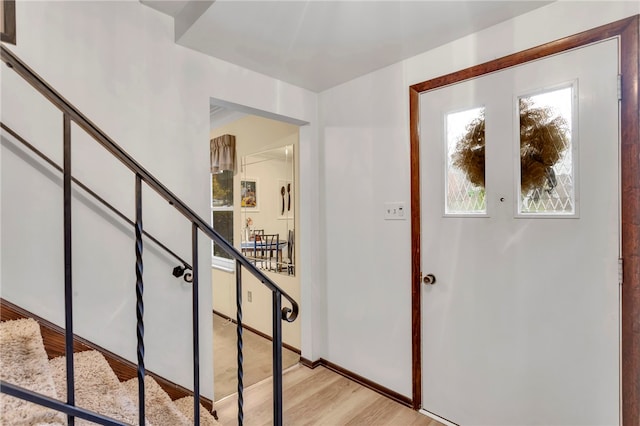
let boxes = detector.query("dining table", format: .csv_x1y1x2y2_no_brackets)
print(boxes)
241,240,288,271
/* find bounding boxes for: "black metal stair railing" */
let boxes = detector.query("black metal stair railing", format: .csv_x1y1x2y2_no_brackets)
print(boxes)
0,44,298,426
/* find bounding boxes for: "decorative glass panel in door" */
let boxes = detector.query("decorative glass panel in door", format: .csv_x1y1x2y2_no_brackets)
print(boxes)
518,85,576,215
446,107,486,215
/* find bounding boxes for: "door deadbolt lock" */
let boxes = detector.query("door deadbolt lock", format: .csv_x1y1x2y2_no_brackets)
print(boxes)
423,274,436,285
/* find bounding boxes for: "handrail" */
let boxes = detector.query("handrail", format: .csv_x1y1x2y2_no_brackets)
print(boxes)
1,45,298,322
0,122,194,276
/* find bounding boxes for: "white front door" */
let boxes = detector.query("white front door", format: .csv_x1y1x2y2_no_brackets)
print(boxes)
420,39,620,425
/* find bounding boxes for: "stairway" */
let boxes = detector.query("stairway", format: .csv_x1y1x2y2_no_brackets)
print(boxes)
0,318,217,425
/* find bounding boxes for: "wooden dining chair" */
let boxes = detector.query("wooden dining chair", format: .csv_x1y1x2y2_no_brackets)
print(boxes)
244,229,263,263
251,229,264,241
258,234,279,271
287,229,294,275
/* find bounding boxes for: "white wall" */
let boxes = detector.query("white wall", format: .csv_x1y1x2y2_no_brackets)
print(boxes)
319,1,639,399
1,0,318,400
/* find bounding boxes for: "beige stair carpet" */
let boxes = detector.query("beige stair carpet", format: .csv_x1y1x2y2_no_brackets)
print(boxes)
0,318,65,426
49,350,144,425
123,375,190,426
173,396,217,426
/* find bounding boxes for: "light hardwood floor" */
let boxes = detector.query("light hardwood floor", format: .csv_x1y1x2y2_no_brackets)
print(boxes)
214,313,300,400
215,364,445,426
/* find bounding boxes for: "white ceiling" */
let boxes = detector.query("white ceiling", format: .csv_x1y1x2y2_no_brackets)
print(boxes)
142,0,553,92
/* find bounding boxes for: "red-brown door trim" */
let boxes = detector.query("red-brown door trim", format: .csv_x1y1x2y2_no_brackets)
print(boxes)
409,16,640,425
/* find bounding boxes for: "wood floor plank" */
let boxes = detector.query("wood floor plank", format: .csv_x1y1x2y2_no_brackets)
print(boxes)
217,366,339,425
350,396,437,426
293,381,376,425
283,375,363,424
214,365,444,426
213,314,299,401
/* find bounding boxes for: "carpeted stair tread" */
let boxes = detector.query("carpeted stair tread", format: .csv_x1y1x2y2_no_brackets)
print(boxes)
123,375,190,426
173,396,218,426
0,318,66,425
3,316,215,425
49,350,145,425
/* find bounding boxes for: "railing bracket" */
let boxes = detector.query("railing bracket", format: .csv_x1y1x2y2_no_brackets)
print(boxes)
172,264,193,283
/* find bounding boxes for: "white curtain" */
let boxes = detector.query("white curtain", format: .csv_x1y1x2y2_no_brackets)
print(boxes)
210,134,236,173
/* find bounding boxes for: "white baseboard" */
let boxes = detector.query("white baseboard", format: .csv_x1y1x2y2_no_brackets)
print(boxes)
419,409,459,426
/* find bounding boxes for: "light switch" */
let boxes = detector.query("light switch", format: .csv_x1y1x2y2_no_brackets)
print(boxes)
384,202,406,220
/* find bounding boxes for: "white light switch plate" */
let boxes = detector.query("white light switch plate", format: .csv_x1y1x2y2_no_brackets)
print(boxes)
384,202,406,220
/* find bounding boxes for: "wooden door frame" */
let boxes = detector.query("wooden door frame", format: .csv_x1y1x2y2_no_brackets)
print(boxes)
409,15,639,425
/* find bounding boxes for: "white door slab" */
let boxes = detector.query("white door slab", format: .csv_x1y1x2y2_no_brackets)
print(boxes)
420,39,620,426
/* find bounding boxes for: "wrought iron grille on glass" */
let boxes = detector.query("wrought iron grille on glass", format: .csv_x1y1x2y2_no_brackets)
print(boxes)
445,107,487,215
518,86,575,215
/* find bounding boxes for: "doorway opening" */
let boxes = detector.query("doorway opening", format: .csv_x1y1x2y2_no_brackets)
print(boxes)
209,99,305,401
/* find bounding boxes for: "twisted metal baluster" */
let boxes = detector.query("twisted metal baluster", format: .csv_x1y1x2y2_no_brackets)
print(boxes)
135,175,145,425
191,223,200,426
63,114,75,426
236,260,244,426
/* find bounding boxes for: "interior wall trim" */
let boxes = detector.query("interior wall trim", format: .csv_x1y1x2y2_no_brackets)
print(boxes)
298,357,322,369
409,15,640,424
0,298,215,414
299,357,412,408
